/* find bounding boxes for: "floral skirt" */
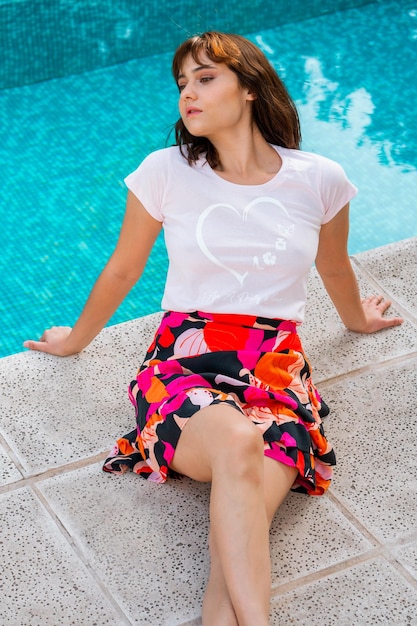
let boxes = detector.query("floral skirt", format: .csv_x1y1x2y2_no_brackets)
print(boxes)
102,311,336,495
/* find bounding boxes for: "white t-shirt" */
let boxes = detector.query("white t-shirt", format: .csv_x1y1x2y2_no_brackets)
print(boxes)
125,145,357,322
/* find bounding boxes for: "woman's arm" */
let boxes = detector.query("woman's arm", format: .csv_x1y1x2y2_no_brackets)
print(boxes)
315,203,403,333
23,191,162,355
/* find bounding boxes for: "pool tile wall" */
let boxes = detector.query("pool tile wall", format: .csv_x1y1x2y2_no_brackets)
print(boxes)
1,0,378,89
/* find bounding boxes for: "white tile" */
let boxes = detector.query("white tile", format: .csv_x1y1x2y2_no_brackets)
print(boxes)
323,358,417,542
392,540,417,582
300,266,417,382
38,464,210,625
357,238,417,319
270,492,372,584
37,464,375,623
0,313,162,475
0,487,127,625
270,558,417,625
0,442,22,486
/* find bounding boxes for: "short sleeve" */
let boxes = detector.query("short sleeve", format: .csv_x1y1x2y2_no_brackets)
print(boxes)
319,156,358,224
124,149,168,222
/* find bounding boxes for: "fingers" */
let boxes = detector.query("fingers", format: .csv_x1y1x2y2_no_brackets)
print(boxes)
23,340,52,353
362,294,392,312
377,315,404,329
362,294,393,315
361,294,404,330
361,294,388,306
23,326,74,356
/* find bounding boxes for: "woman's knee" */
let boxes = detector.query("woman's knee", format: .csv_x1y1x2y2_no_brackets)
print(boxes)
223,419,263,455
171,404,264,480
215,413,264,477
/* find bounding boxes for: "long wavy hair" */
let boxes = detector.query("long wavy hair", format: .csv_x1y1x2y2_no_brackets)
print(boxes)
172,31,301,168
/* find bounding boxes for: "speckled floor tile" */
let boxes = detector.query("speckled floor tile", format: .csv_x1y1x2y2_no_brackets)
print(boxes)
0,487,128,625
0,442,22,486
37,465,374,624
392,540,417,582
0,313,162,475
269,492,372,584
356,238,417,319
299,264,417,382
37,463,210,625
323,357,417,542
270,557,417,625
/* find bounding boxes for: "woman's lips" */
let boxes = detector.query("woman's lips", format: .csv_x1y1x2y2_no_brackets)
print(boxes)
186,107,202,117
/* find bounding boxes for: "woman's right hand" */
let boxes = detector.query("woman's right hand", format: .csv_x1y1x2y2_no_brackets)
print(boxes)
23,326,77,356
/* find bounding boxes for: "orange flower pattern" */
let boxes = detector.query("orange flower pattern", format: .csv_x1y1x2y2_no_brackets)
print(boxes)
103,311,335,495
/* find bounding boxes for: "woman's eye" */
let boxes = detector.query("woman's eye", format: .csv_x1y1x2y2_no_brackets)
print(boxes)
178,76,213,91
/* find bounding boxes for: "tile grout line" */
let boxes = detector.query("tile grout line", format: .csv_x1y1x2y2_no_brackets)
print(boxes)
268,544,408,600
31,481,134,626
263,485,417,599
351,255,417,325
0,450,108,495
315,349,417,388
381,549,417,593
326,490,385,547
268,535,417,602
266,463,417,601
177,617,202,626
327,489,417,552
0,429,26,478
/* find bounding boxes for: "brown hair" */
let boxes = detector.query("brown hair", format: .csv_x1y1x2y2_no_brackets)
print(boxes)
172,31,301,168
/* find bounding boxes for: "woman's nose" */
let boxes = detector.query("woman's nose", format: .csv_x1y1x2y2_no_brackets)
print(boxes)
181,83,196,100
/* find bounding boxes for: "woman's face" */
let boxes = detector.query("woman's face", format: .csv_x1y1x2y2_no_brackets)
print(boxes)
177,52,254,141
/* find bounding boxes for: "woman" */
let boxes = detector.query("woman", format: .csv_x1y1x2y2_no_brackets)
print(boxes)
24,32,402,625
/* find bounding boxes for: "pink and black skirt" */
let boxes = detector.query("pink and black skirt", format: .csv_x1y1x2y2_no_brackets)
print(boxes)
103,311,335,495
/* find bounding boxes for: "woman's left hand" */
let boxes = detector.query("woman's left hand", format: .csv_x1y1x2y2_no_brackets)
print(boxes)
360,295,404,333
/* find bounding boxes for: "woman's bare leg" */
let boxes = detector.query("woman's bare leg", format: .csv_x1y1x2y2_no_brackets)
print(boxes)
201,457,297,625
263,456,298,525
202,533,238,626
170,404,298,626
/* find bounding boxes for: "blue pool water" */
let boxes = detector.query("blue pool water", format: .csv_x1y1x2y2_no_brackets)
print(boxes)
1,0,416,358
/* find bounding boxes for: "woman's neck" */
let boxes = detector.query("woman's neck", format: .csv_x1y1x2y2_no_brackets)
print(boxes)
210,128,282,185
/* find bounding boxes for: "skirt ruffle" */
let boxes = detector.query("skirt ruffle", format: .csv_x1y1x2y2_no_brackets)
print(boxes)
103,311,335,495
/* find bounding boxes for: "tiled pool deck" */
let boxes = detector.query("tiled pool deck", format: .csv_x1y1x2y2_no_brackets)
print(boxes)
1,237,417,625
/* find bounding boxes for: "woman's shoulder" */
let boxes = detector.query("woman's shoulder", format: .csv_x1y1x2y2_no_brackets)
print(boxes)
275,145,341,167
139,145,201,173
140,145,181,166
126,146,185,181
274,145,349,182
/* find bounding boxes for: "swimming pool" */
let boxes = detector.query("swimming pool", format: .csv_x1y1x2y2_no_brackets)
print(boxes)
1,0,416,358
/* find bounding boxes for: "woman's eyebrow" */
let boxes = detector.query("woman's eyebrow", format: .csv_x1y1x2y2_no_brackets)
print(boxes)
177,64,217,80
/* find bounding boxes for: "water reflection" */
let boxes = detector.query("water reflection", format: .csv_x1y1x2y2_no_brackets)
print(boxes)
302,53,416,172
257,2,417,172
